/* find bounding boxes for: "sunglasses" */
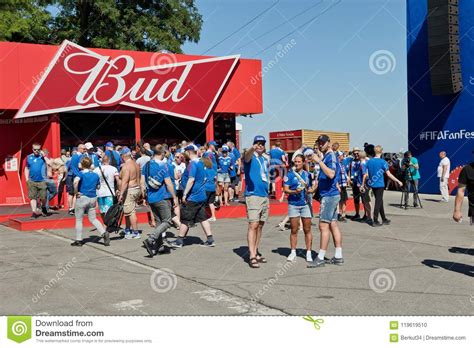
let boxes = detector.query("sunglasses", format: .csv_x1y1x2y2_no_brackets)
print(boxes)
255,142,265,146
33,148,41,151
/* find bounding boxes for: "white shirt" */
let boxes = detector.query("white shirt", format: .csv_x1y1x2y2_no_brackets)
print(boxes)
437,157,450,178
94,165,119,198
136,155,151,169
173,162,186,189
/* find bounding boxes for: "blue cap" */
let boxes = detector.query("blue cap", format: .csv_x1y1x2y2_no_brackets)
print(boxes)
185,144,199,152
105,141,114,148
208,140,218,146
222,145,229,152
253,135,266,144
120,147,131,155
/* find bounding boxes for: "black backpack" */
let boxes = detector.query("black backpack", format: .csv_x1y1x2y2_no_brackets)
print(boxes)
103,203,123,233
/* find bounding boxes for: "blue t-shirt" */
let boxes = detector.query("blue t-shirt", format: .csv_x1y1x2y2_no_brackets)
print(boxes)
269,147,286,165
182,158,207,202
84,152,100,168
284,169,310,206
358,160,368,186
409,157,421,180
318,151,340,197
26,154,46,182
350,160,361,182
218,155,233,174
244,154,269,197
228,153,237,177
342,157,352,175
68,153,84,177
77,170,100,198
204,167,217,192
231,147,241,173
366,157,389,188
164,161,176,200
105,149,121,169
142,160,170,203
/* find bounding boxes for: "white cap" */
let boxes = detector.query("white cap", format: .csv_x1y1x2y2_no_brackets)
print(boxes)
303,148,314,157
84,142,94,150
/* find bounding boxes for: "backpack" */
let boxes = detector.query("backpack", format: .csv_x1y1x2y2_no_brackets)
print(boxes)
103,203,123,233
145,161,163,190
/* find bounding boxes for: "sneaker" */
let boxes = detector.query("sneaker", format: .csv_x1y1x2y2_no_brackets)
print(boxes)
208,217,217,222
338,216,347,223
169,240,183,248
366,218,374,226
132,231,141,239
124,232,134,240
103,231,110,246
278,222,286,231
68,209,75,216
201,240,216,247
351,214,361,221
143,239,155,257
41,209,52,217
287,251,297,262
70,240,84,247
373,220,383,227
359,216,368,222
382,219,391,225
327,256,344,265
307,258,326,268
306,251,313,262
31,213,40,219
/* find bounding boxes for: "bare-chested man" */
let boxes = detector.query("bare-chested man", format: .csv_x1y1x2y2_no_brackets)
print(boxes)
118,147,144,239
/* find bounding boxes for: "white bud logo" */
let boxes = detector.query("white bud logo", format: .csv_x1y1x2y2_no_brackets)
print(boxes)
369,50,396,75
369,268,396,293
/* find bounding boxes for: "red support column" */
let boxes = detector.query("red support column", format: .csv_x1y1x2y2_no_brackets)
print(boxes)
134,110,141,143
205,113,215,142
50,113,61,157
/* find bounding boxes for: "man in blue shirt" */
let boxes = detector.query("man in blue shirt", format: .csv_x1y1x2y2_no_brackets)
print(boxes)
104,142,121,169
227,141,241,202
203,140,218,170
269,141,288,197
367,146,403,227
308,135,343,268
170,144,215,248
142,145,178,257
244,135,270,268
25,143,47,218
66,143,86,215
402,151,421,208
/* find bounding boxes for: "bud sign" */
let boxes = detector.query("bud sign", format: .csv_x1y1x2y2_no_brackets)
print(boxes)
16,40,240,122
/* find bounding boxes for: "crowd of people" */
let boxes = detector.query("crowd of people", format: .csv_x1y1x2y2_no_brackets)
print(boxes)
23,134,473,267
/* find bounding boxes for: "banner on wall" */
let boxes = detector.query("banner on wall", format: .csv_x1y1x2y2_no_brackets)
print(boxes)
0,146,26,205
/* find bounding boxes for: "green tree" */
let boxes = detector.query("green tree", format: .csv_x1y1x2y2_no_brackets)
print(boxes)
0,0,52,43
0,0,203,53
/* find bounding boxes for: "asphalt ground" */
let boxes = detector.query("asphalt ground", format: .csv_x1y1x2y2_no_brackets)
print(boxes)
0,191,472,316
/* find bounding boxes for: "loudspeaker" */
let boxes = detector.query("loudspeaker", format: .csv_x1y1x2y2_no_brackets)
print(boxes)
427,0,463,95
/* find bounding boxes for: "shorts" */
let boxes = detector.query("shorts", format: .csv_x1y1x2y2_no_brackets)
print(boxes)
245,196,269,223
361,187,371,204
288,204,312,218
180,201,210,227
217,173,231,183
231,175,240,186
352,184,361,204
123,187,141,216
206,191,216,206
27,180,47,201
66,175,75,195
319,195,340,223
97,196,114,214
340,186,348,203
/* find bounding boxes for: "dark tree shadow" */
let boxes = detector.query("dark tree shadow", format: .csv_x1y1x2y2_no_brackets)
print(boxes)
233,246,249,262
422,259,473,277
272,247,316,260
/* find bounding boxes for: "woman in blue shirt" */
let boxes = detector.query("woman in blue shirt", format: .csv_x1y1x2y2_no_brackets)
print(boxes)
203,157,218,222
283,155,316,262
71,157,109,247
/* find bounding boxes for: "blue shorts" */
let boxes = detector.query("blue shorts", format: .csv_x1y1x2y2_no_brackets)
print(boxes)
288,204,312,218
97,196,114,214
319,195,340,223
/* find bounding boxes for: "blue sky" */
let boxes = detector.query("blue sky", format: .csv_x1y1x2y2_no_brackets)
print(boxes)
182,0,408,152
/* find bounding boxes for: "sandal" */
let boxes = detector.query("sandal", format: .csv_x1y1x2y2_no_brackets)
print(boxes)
249,257,260,268
256,251,267,263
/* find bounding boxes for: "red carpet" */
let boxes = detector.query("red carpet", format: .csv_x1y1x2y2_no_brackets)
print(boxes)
2,199,359,232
